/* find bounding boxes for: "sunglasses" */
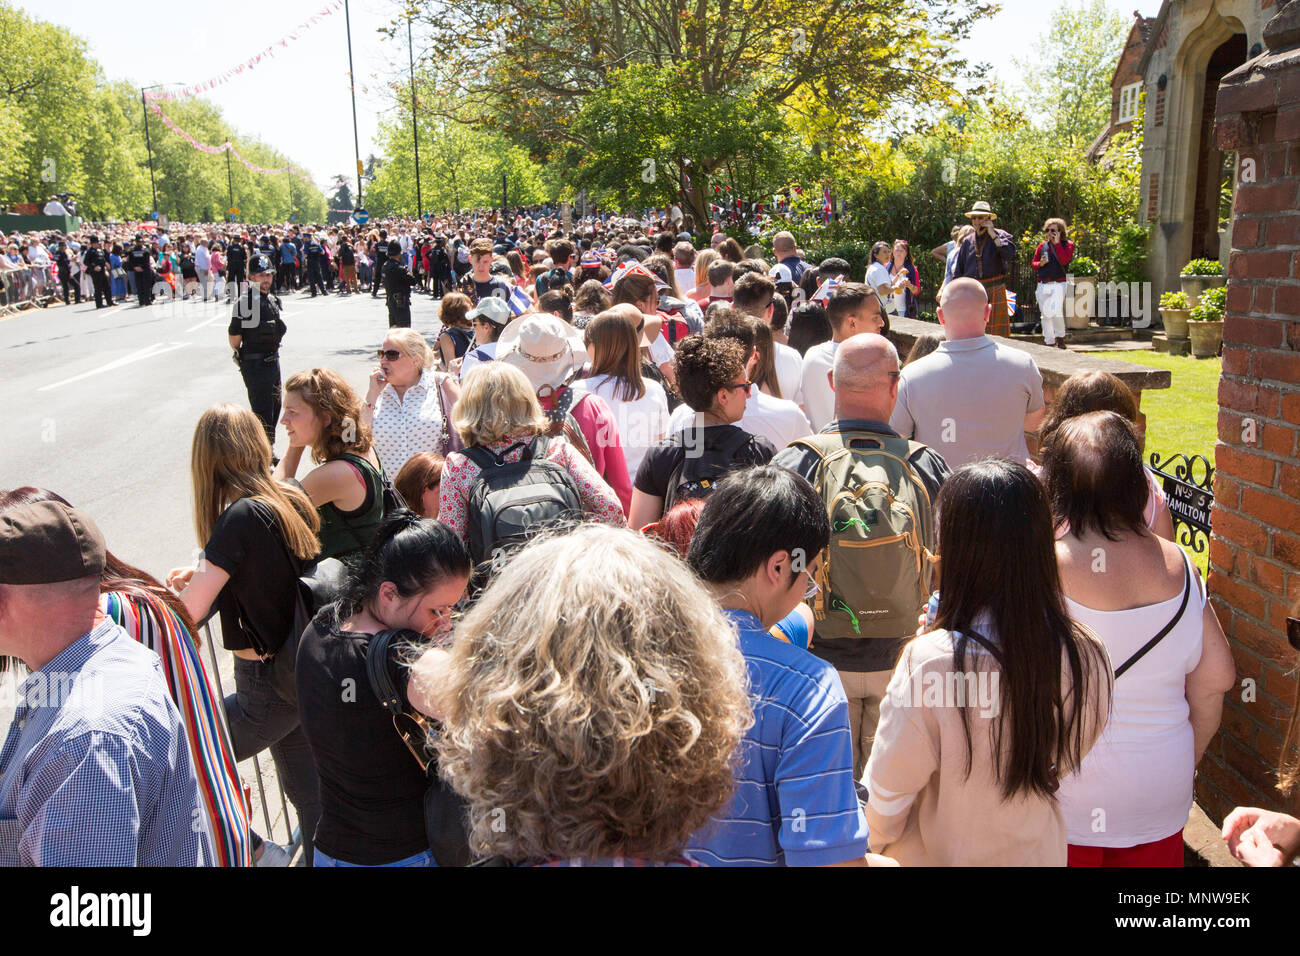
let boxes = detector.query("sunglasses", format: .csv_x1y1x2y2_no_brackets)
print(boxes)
377,349,404,362
722,381,754,395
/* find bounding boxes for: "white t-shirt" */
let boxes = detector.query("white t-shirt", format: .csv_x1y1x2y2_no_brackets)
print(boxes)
573,374,671,480
799,340,839,432
772,341,803,405
669,389,811,452
43,200,67,216
459,341,498,382
1058,550,1206,847
865,261,892,298
647,327,674,367
674,267,696,295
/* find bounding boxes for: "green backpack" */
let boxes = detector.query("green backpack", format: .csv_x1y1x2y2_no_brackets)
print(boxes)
790,430,938,642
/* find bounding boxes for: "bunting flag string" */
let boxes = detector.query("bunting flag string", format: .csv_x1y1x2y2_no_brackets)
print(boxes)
149,103,330,191
144,0,345,101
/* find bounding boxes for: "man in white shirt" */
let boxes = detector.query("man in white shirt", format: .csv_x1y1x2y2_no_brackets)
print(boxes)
890,278,1046,467
732,272,803,404
194,240,212,301
43,196,68,217
672,241,696,294
799,283,886,431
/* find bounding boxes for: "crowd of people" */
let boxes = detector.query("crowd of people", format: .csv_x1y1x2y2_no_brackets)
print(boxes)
4,202,1289,871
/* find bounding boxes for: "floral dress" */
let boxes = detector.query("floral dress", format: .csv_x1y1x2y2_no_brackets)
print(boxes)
438,432,626,541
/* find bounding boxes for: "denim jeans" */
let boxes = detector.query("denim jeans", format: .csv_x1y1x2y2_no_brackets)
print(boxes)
225,656,321,865
314,847,437,868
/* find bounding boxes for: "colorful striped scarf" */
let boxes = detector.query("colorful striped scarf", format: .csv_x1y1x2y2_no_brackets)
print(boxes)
104,591,251,867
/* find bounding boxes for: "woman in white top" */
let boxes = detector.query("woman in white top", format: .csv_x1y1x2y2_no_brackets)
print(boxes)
574,308,671,481
1047,411,1236,866
360,327,460,478
864,241,906,313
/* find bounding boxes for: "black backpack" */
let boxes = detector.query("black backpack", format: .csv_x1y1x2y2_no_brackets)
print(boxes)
462,435,583,572
663,426,756,512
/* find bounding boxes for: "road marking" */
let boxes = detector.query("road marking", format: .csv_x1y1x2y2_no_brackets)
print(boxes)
38,341,190,392
184,312,226,333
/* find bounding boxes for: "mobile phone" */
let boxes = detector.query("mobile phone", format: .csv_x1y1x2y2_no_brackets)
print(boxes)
924,590,940,629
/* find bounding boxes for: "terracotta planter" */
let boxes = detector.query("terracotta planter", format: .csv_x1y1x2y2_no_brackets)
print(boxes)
1067,276,1096,329
1188,320,1223,358
1179,274,1225,310
1160,308,1191,340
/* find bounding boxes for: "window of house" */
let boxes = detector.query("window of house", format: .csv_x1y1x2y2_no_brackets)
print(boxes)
1118,82,1143,123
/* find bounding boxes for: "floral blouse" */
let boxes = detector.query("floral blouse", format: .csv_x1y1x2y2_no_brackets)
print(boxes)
438,432,626,541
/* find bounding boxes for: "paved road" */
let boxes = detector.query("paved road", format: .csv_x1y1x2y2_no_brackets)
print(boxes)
1,285,446,857
0,286,446,579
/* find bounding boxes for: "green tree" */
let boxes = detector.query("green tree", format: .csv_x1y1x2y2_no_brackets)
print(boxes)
1014,0,1129,150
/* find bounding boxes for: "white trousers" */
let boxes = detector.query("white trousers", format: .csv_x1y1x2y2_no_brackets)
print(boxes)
1037,282,1067,344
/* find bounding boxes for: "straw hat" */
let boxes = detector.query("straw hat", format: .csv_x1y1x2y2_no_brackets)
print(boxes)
963,200,998,220
497,313,589,397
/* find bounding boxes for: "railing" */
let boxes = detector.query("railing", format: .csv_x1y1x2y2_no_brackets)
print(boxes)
200,624,302,864
0,265,55,314
1148,452,1214,554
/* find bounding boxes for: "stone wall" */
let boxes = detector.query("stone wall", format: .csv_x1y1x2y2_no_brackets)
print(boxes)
1204,0,1300,824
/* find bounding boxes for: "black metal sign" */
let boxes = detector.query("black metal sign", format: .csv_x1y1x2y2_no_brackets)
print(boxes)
1149,452,1214,552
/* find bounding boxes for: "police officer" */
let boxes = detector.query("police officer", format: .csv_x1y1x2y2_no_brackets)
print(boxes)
303,232,328,297
228,254,286,448
382,240,415,328
225,234,247,303
126,236,155,307
84,235,113,308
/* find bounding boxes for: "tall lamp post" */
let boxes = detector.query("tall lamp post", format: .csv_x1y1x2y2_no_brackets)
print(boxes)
408,14,422,219
140,84,167,217
344,0,363,208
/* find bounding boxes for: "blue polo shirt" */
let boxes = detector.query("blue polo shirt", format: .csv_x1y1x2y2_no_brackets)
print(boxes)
687,609,868,866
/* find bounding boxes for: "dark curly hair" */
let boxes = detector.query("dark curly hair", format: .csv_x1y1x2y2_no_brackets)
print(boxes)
672,334,747,413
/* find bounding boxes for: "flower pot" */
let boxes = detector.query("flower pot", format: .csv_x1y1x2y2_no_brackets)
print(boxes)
1188,320,1223,358
1160,307,1191,340
1067,276,1095,329
1179,274,1225,310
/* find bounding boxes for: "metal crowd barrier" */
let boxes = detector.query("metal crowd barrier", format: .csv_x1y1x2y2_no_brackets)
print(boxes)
200,624,303,865
0,266,54,314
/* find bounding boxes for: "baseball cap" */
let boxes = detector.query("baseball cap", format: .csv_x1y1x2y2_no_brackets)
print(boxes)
0,500,106,585
768,263,794,285
466,296,512,326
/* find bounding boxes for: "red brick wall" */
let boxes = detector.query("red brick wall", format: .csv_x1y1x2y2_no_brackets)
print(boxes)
1209,40,1300,824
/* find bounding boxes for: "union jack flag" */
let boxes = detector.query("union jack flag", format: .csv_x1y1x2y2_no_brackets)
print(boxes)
812,275,843,302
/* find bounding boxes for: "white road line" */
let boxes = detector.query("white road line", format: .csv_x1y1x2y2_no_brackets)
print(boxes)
38,341,190,392
184,313,225,333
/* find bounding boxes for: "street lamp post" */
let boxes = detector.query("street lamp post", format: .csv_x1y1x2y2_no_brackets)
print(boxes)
140,85,164,217
344,0,363,208
408,15,422,220
226,149,235,220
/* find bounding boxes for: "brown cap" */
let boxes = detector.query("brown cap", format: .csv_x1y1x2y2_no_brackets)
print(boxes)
0,500,106,585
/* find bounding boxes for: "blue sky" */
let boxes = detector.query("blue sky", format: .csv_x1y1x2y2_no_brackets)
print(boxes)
17,0,1165,192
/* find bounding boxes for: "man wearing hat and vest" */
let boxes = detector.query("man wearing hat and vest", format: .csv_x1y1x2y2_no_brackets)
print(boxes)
952,200,1017,337
229,253,286,448
382,239,415,328
0,500,212,866
83,235,114,308
498,311,632,515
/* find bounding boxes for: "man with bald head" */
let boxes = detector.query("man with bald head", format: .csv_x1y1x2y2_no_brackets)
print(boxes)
890,277,1045,468
774,333,950,778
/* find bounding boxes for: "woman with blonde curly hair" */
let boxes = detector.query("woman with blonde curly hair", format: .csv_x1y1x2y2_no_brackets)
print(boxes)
275,367,387,564
418,524,752,865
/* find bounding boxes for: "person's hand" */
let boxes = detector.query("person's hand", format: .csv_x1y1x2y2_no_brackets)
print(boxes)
166,566,195,592
367,367,386,401
1223,806,1300,863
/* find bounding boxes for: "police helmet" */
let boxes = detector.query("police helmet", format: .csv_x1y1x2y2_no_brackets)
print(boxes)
249,253,274,275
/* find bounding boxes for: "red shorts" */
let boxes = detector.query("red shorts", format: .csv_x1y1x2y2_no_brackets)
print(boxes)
1067,829,1184,867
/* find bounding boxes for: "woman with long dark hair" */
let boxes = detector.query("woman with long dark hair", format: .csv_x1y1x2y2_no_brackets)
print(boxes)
863,459,1112,865
295,513,471,867
1049,412,1235,866
1,486,249,867
166,402,323,865
887,240,920,319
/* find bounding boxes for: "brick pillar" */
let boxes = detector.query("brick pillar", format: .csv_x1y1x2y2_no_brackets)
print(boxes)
1204,2,1300,825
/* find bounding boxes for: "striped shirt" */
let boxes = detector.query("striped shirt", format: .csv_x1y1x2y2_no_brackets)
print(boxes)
0,620,213,866
686,609,868,866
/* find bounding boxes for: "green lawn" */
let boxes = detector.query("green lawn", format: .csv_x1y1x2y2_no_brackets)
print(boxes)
1106,350,1221,576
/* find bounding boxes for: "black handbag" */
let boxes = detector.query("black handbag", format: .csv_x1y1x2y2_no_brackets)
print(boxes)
363,628,475,866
